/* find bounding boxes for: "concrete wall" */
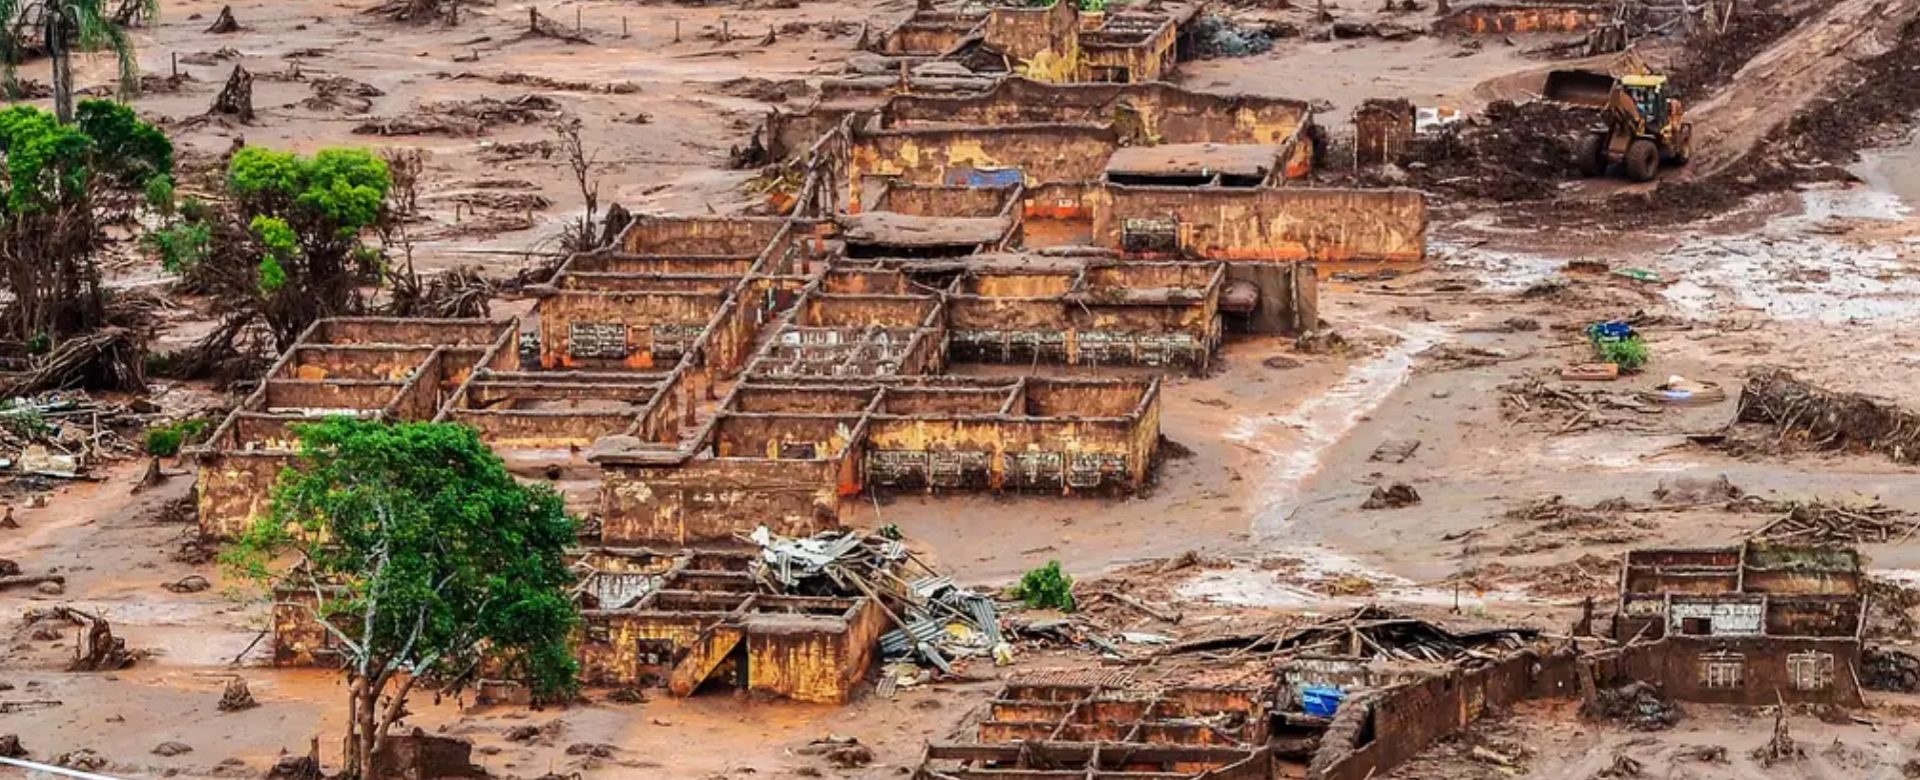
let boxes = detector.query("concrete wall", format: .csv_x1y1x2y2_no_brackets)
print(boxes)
1436,3,1609,33
619,216,787,256
742,598,890,703
847,124,1120,208
536,291,729,370
1090,185,1427,264
1080,19,1179,83
600,457,846,545
198,452,291,539
982,0,1078,63
1607,636,1865,707
883,79,1312,147
1310,649,1568,780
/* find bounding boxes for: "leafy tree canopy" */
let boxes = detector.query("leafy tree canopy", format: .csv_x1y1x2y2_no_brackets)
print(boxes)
0,100,170,214
229,147,391,237
226,418,579,701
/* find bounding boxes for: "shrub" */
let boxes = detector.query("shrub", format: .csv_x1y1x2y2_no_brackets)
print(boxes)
1013,560,1076,612
145,418,210,457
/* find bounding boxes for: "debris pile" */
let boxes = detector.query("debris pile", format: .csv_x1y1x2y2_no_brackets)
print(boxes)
1750,706,1802,766
1861,646,1920,693
1186,14,1278,58
1740,497,1917,544
354,95,564,137
449,72,639,94
218,677,259,711
1392,100,1596,202
746,527,1004,673
1499,376,1660,434
1362,482,1421,509
302,76,384,113
1582,680,1679,731
1736,368,1920,464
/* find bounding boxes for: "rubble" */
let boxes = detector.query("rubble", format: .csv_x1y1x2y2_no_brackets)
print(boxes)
1362,482,1422,509
164,575,212,594
1744,498,1916,544
218,677,258,711
1750,707,1803,766
1582,681,1680,731
52,749,109,771
354,95,563,137
1499,376,1661,433
1861,646,1920,693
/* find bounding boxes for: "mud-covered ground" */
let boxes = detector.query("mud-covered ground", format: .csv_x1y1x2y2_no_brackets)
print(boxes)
4,0,1920,777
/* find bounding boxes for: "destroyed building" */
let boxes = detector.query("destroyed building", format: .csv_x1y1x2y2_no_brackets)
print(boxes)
917,672,1278,780
1605,543,1866,706
867,0,1200,89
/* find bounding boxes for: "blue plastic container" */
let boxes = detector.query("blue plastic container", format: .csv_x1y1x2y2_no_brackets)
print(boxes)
1300,686,1346,718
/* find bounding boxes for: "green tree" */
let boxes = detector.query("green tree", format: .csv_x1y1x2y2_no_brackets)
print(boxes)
0,0,156,123
0,99,169,340
225,419,578,779
224,147,392,346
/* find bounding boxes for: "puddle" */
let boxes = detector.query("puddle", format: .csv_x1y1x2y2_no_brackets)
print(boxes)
1228,322,1447,538
1659,186,1920,324
1851,125,1920,212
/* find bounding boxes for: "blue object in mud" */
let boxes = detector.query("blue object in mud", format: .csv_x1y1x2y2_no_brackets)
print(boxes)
1587,320,1636,342
1301,686,1346,718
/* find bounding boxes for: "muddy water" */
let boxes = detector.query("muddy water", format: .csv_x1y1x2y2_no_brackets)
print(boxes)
1851,124,1920,210
1230,322,1447,539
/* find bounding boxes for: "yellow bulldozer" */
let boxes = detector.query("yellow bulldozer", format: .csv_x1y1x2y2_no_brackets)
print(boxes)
1544,70,1693,183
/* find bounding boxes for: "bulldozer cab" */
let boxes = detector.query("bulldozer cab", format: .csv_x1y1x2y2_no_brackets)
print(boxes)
1619,74,1669,132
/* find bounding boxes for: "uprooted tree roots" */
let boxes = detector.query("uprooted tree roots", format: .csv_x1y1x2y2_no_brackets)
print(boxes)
1735,367,1920,463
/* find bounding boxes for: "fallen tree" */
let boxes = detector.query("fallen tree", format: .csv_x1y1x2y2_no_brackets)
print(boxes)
1735,368,1920,463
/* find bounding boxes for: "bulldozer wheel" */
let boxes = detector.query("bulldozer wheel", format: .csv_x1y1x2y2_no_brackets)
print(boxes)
1624,138,1660,182
1665,126,1693,166
1577,133,1608,177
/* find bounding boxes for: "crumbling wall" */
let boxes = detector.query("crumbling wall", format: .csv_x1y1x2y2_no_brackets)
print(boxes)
371,731,486,780
1354,99,1415,167
983,0,1079,64
1611,637,1865,707
1435,3,1609,33
578,610,722,686
1091,186,1427,263
873,183,1016,217
883,80,1312,146
272,588,345,667
1080,19,1178,83
945,297,1216,370
536,291,728,370
847,124,1119,206
566,252,759,276
449,409,639,449
863,411,1151,492
601,458,846,545
198,452,291,539
620,216,787,256
1309,649,1563,780
742,599,887,703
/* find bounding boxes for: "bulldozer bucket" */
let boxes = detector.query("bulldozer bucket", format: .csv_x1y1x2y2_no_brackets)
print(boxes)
1543,69,1615,107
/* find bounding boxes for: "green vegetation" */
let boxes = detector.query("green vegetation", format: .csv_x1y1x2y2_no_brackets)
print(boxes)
224,418,577,779
0,100,171,341
0,0,157,123
143,418,209,457
1595,336,1649,371
1013,560,1076,612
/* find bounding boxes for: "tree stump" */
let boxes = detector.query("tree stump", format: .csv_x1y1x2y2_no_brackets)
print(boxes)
206,5,241,33
210,65,255,123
